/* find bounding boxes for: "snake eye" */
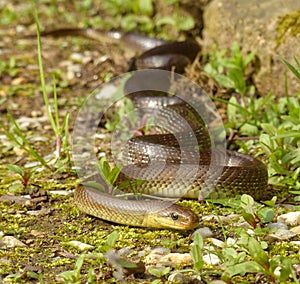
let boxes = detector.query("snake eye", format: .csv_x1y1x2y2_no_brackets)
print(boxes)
171,212,179,221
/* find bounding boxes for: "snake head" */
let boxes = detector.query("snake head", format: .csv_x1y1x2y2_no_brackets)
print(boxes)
147,204,199,230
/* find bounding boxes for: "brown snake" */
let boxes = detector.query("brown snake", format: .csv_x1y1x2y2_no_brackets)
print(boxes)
38,29,268,230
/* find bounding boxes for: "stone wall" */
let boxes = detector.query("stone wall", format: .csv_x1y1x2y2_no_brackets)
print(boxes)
202,0,300,96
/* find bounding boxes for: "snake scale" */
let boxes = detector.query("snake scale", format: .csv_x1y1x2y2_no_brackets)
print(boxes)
40,29,268,230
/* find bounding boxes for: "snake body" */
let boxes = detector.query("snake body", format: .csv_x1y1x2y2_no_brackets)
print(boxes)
43,29,268,229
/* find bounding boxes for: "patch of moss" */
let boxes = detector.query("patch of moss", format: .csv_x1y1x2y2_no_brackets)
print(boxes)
276,9,300,46
269,242,300,261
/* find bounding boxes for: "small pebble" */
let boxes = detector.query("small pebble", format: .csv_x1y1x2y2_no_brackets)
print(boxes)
95,84,118,100
277,212,300,226
49,190,73,196
67,241,94,251
203,253,220,265
0,236,27,248
210,238,225,248
27,208,51,216
290,225,300,234
267,222,289,230
192,227,214,239
269,229,297,240
158,253,192,267
118,246,132,256
168,272,193,283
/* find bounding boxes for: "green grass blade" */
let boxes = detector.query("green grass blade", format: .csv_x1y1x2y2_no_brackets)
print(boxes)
279,56,300,80
34,10,59,134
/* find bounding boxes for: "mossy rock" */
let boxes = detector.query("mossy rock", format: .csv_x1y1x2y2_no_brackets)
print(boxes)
202,0,300,96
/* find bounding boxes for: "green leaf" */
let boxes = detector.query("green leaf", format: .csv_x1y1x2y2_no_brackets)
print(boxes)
151,279,162,284
178,16,195,31
247,237,269,269
224,261,264,278
215,74,234,88
74,255,85,278
240,123,258,136
137,0,153,15
6,164,24,176
273,131,300,139
118,258,138,268
242,212,256,226
259,133,273,154
241,194,255,210
279,56,300,80
9,183,23,192
106,230,118,248
156,16,176,26
148,267,170,277
261,123,277,136
262,196,277,208
98,158,111,181
191,232,204,271
87,267,96,283
257,208,274,223
108,165,122,185
229,68,246,95
121,14,138,31
227,96,237,124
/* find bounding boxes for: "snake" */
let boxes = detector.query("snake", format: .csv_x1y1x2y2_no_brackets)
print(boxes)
37,29,268,230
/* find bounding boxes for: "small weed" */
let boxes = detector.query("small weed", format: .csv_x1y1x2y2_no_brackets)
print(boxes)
0,57,19,77
6,164,33,191
0,6,17,25
0,10,73,173
35,10,72,169
190,231,204,272
205,44,300,197
97,157,122,188
59,254,95,284
148,267,171,284
204,43,255,98
221,234,298,283
240,194,275,229
0,111,51,169
100,0,195,38
279,55,300,81
189,228,299,283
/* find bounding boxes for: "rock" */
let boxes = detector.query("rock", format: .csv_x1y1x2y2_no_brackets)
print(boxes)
105,249,145,278
144,249,192,268
268,229,296,240
192,227,214,239
210,238,224,248
167,272,188,283
158,253,193,267
67,241,94,251
203,253,221,265
290,225,300,235
49,190,73,196
26,208,52,216
168,272,200,283
202,0,300,96
0,194,31,206
0,236,27,248
267,222,289,230
277,212,300,226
